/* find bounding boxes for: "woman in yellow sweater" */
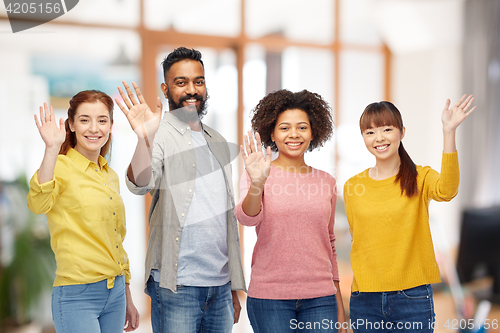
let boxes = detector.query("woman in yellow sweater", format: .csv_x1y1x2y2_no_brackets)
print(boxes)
343,95,475,332
27,91,139,333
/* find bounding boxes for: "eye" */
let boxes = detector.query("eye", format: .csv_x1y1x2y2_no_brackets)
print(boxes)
99,119,108,124
80,118,89,123
196,79,205,85
299,125,309,130
364,130,374,135
384,127,393,132
280,126,289,131
176,81,185,86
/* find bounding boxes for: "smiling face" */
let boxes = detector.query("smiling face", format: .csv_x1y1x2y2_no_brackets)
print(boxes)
161,59,208,115
271,108,313,160
69,101,111,162
359,101,406,163
362,124,405,161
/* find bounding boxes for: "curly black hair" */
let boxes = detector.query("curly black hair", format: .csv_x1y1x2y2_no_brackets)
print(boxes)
251,89,334,152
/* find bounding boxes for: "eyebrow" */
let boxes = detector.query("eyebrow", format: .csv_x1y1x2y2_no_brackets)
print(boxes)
77,115,109,118
278,121,309,125
173,76,205,81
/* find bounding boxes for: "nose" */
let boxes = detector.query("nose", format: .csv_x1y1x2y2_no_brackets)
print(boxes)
185,81,196,95
289,127,299,138
375,130,384,141
90,120,98,133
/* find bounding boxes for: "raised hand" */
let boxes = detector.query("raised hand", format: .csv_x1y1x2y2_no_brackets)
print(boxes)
442,94,476,132
241,131,272,187
116,81,162,143
34,103,66,149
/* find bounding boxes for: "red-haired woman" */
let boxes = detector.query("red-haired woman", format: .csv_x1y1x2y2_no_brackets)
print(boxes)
27,90,139,333
343,95,475,332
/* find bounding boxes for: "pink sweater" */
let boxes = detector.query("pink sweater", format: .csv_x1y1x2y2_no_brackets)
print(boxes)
235,165,339,300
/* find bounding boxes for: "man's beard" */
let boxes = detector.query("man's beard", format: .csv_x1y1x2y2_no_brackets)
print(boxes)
167,89,209,119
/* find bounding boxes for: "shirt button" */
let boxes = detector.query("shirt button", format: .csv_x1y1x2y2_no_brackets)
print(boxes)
95,169,99,172
188,142,191,145
189,189,192,193
192,164,195,168
181,213,185,217
116,245,118,248
175,263,178,267
103,183,106,186
175,237,179,242
186,127,190,130
113,212,115,215
110,197,112,200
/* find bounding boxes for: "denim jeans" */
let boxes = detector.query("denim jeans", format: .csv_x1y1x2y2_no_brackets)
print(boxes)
247,294,338,333
51,275,126,333
146,276,234,333
349,284,435,333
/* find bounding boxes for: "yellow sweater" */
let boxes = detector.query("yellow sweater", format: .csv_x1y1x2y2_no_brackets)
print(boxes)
343,152,459,292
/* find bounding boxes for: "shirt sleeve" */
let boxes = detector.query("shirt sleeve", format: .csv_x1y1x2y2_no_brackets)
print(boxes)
424,151,460,202
27,160,67,214
234,170,264,226
125,133,164,195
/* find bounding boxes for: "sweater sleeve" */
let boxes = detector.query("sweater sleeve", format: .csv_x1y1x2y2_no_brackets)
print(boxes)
234,170,264,226
424,151,460,202
329,182,340,281
343,180,353,236
27,158,66,214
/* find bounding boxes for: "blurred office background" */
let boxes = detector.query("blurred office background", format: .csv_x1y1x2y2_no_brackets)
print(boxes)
1,0,499,332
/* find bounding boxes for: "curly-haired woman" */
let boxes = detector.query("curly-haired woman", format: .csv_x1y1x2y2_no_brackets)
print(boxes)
235,89,346,333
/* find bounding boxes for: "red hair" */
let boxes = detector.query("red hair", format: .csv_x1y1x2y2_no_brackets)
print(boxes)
360,101,418,197
59,90,114,158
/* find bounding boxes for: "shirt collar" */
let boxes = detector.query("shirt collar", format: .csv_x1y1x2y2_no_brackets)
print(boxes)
66,148,109,171
164,111,212,137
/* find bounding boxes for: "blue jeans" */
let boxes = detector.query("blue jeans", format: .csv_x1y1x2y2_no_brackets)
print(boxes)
247,295,338,332
51,275,126,333
146,276,234,333
349,284,435,333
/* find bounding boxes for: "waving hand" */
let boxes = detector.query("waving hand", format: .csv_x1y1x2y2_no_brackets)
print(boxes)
116,81,162,144
34,103,66,149
441,94,476,153
241,131,272,186
442,94,476,132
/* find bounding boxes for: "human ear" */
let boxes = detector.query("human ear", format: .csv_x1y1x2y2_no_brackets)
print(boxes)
400,126,406,140
160,83,168,98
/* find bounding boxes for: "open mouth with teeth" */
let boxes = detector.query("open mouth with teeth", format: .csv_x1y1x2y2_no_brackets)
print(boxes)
85,136,103,142
374,144,389,151
286,142,303,147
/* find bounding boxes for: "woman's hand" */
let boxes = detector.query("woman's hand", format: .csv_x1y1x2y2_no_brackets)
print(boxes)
124,284,139,332
34,103,66,150
240,131,272,188
442,94,475,132
116,81,162,144
441,94,476,153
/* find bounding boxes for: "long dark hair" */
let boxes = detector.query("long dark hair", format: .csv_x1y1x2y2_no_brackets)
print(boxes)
360,101,418,197
59,90,114,158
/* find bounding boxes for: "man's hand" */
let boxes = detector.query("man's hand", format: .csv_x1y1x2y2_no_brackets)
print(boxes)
232,291,241,324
